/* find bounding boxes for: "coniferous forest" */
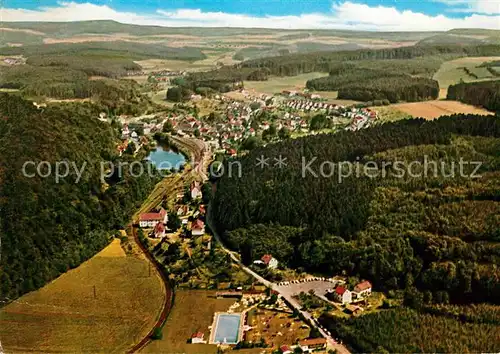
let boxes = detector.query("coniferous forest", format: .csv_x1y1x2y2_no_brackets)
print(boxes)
212,114,500,350
0,94,159,300
447,80,500,112
213,114,500,304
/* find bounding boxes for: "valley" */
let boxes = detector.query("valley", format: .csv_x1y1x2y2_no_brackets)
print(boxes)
0,18,499,354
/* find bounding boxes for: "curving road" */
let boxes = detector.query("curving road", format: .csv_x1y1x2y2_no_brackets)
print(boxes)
206,205,350,354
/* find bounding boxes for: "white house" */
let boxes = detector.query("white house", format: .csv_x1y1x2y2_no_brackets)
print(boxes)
353,280,372,298
298,338,327,352
334,286,352,304
260,254,278,269
153,222,166,238
139,208,168,228
191,332,206,344
190,181,202,200
191,219,205,236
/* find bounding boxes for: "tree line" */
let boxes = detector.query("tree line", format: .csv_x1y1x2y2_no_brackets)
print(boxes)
238,44,500,76
447,80,500,112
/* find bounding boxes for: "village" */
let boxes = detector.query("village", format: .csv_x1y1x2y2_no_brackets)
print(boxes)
136,179,378,354
116,80,384,353
111,85,379,163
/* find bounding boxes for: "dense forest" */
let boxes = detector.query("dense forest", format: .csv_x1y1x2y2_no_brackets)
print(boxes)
26,55,142,78
0,94,159,301
307,68,439,102
0,41,206,61
319,307,500,352
212,114,500,305
305,61,440,102
336,76,439,102
238,44,500,76
447,80,500,112
171,67,270,94
0,65,154,115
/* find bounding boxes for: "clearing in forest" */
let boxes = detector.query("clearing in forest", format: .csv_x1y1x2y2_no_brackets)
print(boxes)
386,100,493,120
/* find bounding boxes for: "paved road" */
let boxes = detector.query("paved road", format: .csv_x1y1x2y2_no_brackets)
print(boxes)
206,206,350,354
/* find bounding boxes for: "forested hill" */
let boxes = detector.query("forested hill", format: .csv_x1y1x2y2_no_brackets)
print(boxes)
0,94,158,301
238,44,500,76
173,44,500,96
212,114,500,305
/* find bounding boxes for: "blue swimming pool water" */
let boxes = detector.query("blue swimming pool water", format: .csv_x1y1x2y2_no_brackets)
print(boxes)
214,314,241,344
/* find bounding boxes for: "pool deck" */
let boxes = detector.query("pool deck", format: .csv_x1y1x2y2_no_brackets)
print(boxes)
209,312,245,344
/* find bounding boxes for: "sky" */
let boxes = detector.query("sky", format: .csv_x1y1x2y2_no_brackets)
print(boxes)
1,0,499,31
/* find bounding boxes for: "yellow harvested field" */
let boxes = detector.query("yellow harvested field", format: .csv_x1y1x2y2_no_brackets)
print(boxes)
135,58,214,73
0,238,165,353
142,290,236,354
388,100,493,120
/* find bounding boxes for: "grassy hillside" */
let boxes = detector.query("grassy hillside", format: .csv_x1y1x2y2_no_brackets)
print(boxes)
0,239,164,353
1,20,443,40
0,94,159,301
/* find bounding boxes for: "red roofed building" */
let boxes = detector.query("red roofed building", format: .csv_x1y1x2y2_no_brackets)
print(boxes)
353,280,372,298
334,286,352,304
191,219,205,236
154,222,166,238
139,208,168,228
191,331,205,344
298,338,327,351
280,344,292,354
255,254,278,269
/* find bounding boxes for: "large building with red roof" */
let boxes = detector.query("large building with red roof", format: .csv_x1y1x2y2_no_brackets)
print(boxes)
139,208,168,228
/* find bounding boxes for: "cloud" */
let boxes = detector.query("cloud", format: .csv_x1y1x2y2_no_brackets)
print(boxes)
1,1,499,31
433,0,500,15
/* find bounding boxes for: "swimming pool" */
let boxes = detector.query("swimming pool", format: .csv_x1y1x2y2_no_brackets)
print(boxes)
213,313,242,344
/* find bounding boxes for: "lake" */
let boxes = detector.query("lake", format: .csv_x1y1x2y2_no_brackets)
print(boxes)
147,145,186,170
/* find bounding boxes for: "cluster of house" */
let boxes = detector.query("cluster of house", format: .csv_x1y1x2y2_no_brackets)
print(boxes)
328,280,372,305
281,90,322,100
151,70,186,82
2,57,25,65
122,70,186,79
176,181,206,236
139,208,169,238
280,338,327,354
117,123,151,155
284,99,339,113
344,107,378,131
253,254,279,269
138,181,206,239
